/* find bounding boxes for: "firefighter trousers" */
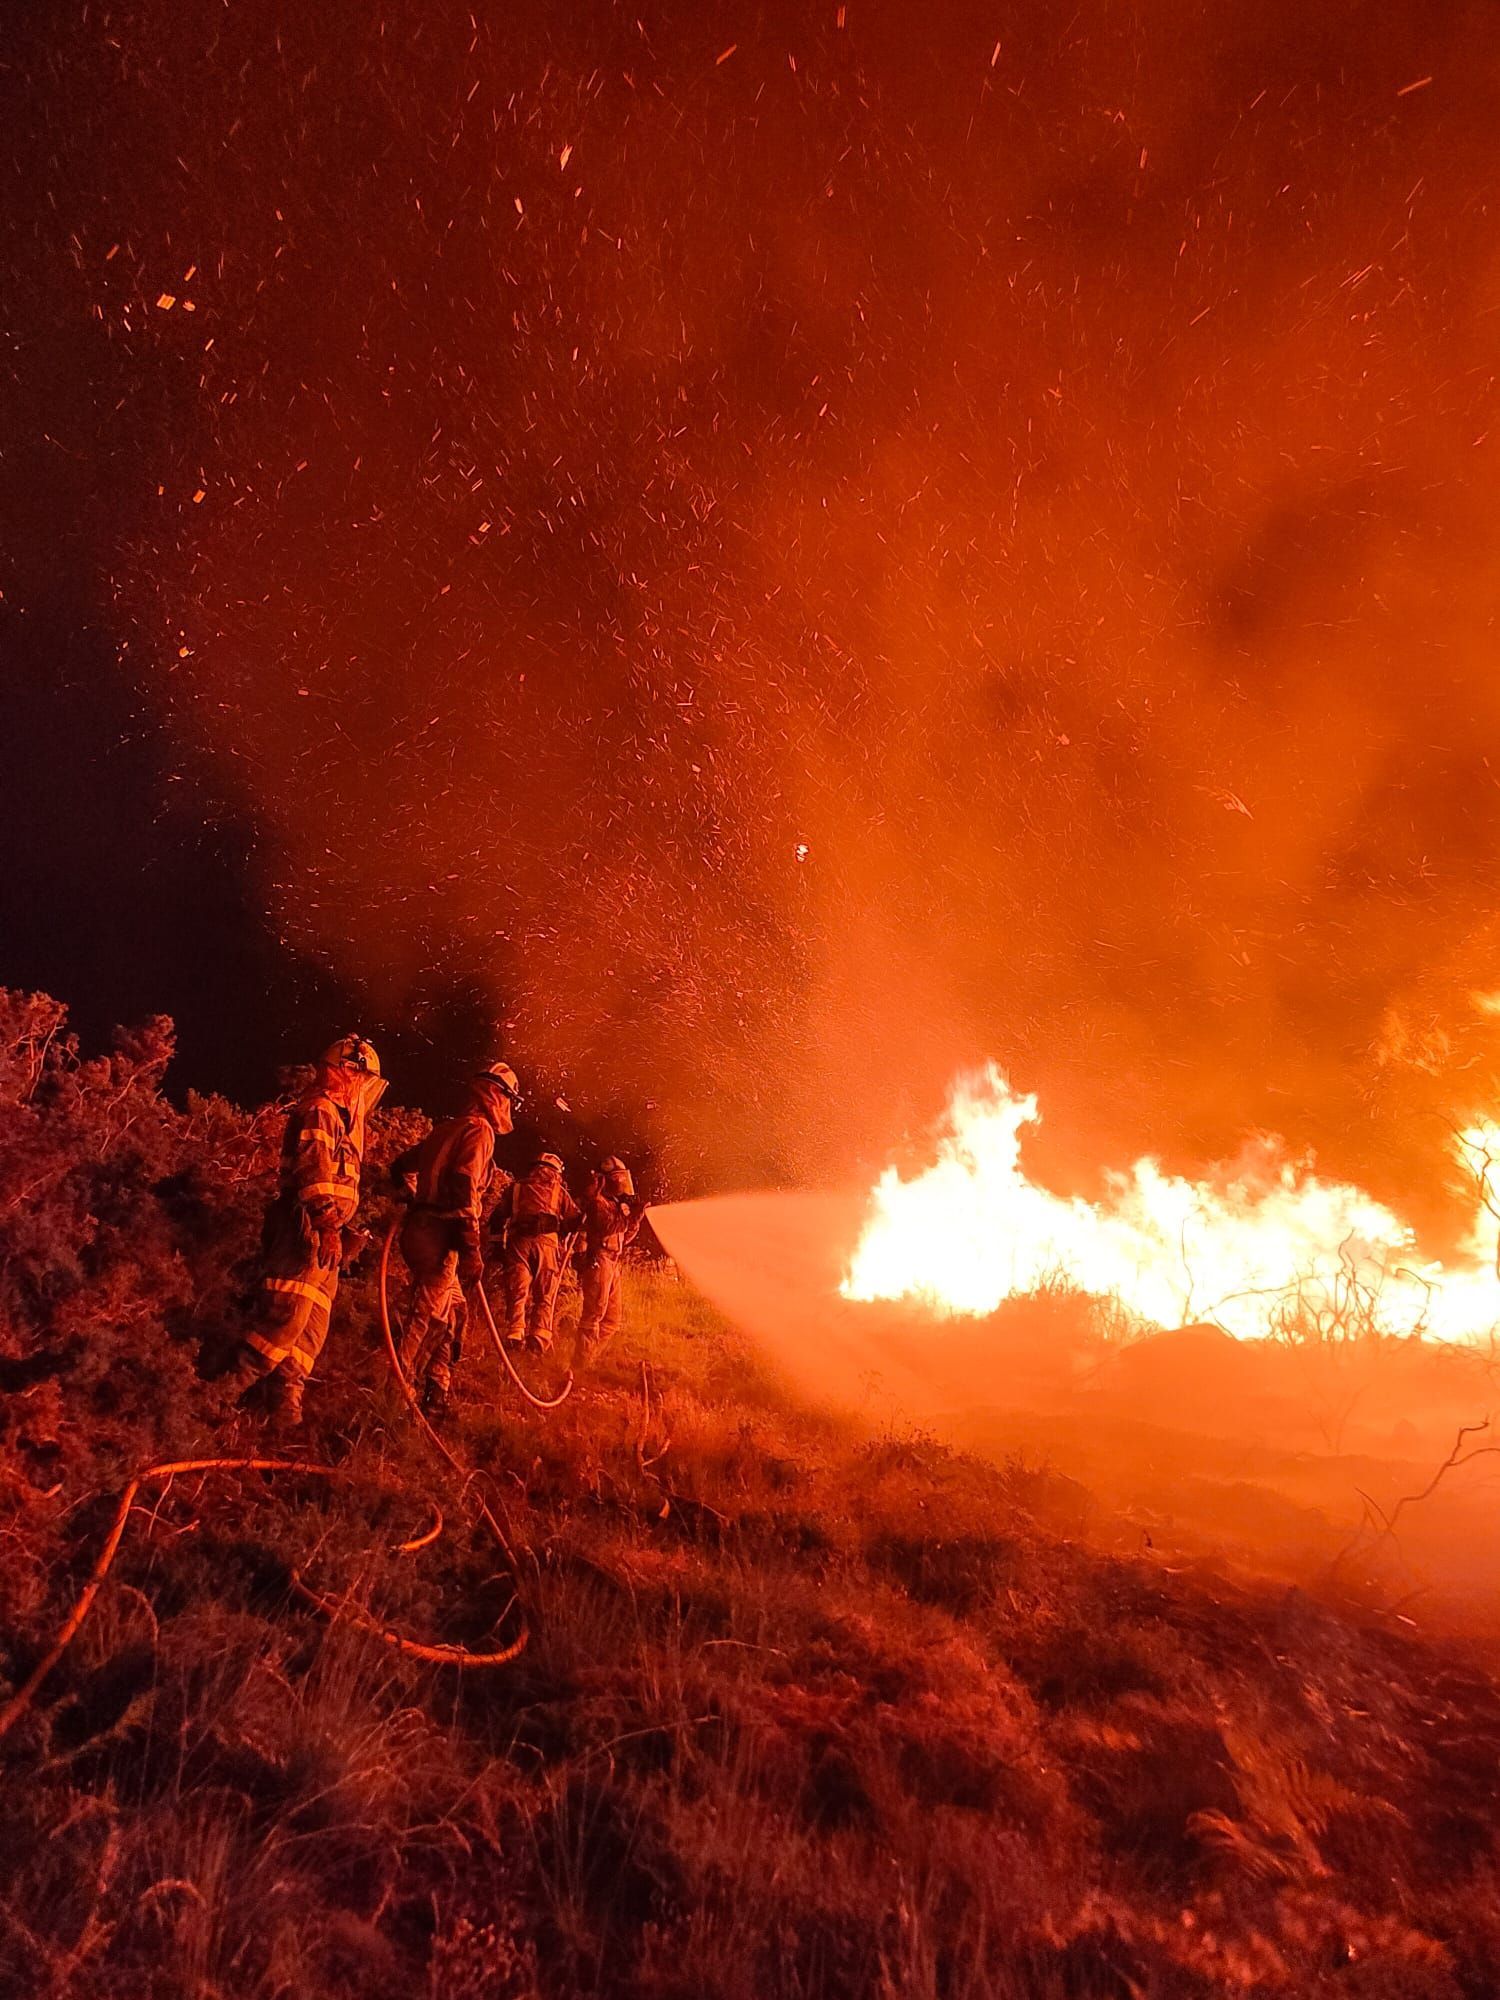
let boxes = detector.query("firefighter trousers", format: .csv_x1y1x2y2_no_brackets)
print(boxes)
232,1195,342,1419
503,1237,562,1347
398,1210,468,1402
575,1253,624,1360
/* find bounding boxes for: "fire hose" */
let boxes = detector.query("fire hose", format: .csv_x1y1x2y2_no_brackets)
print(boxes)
478,1277,576,1410
0,1455,524,1748
373,1221,536,1565
378,1213,574,1414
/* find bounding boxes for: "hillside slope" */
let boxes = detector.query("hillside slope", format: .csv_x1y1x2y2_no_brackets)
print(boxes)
3,991,1500,2000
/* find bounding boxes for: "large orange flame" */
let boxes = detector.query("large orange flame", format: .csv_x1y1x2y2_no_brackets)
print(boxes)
841,1068,1500,1343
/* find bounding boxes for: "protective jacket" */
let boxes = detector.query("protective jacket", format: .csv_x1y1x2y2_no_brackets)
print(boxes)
493,1166,581,1240
581,1190,642,1263
282,1089,363,1225
391,1111,500,1255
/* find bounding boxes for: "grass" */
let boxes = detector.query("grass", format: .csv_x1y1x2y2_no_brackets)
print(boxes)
6,1267,1500,1997
6,995,1500,1996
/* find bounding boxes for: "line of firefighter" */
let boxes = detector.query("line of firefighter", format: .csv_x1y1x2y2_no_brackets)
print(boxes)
221,1036,644,1426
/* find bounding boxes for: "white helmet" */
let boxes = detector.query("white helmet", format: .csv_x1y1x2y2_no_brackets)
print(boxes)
471,1060,519,1131
476,1059,519,1099
320,1034,387,1123
322,1033,381,1077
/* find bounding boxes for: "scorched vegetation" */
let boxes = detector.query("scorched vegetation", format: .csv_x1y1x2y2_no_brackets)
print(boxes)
4,989,1500,1999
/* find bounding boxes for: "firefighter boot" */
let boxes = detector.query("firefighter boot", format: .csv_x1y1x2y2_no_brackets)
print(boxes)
265,1364,307,1436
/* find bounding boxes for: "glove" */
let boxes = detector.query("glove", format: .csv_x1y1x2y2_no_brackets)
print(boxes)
316,1221,343,1269
457,1247,484,1289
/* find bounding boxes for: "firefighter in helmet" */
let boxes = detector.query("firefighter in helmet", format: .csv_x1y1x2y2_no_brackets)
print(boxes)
388,1061,519,1418
224,1035,387,1426
573,1156,643,1365
490,1151,581,1351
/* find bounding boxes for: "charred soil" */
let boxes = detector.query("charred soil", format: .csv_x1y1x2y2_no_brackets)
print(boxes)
4,990,1500,1999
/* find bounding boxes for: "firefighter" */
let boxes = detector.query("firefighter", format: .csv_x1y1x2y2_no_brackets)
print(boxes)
491,1152,581,1351
573,1156,643,1365
388,1061,519,1418
224,1035,387,1427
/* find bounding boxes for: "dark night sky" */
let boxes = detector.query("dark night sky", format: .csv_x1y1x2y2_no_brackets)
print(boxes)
5,1,1500,1216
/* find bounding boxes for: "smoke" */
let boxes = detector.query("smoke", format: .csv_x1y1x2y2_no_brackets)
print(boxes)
11,1,1500,1205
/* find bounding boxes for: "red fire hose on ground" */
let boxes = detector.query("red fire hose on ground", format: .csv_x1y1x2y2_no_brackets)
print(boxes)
0,1451,526,1749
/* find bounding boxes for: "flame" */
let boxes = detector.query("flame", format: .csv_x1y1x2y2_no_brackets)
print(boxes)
841,1068,1500,1343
